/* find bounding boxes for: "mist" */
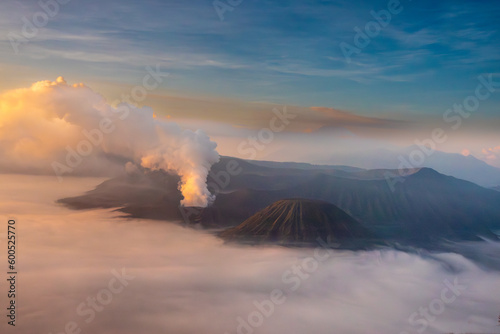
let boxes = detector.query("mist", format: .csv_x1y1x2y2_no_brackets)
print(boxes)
1,174,499,334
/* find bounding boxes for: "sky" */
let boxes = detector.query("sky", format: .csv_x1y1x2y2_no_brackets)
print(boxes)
2,4,500,332
1,0,500,164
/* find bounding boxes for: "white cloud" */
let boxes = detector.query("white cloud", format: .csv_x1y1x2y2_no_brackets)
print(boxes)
0,77,219,207
3,174,500,334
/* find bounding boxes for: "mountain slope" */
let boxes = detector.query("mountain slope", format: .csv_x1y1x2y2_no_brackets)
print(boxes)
220,199,374,247
204,167,500,242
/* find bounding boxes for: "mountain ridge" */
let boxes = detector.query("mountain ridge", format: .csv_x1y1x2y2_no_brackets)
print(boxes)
58,156,500,245
319,147,500,187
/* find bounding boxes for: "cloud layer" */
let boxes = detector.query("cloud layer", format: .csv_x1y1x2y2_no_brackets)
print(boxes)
0,77,219,206
1,175,500,334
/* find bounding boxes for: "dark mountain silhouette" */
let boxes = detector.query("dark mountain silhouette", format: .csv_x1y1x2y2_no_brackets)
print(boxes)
321,146,500,188
220,199,375,248
247,159,364,173
58,156,500,246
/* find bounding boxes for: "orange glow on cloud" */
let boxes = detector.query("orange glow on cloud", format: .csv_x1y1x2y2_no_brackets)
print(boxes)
480,146,500,168
0,77,219,207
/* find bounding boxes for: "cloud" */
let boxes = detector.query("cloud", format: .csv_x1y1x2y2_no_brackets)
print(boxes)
0,77,219,207
4,174,500,334
146,93,409,135
308,106,407,130
481,146,500,167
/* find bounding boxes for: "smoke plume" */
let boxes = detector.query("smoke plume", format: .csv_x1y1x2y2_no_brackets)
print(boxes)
0,77,219,207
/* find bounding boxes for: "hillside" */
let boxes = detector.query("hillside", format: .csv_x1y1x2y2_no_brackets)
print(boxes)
220,199,374,248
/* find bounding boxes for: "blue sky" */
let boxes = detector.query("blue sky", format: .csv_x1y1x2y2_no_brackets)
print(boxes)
1,0,500,162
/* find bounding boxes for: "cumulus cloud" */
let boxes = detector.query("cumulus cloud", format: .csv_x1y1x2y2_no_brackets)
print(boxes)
0,77,219,207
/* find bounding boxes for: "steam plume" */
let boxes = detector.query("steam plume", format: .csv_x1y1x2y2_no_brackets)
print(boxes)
0,77,219,207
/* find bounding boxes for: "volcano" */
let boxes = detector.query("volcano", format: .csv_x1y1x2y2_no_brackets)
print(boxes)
59,157,500,245
219,199,375,248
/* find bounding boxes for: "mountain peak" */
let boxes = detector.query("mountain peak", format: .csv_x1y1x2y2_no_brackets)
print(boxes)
220,199,373,246
412,167,444,178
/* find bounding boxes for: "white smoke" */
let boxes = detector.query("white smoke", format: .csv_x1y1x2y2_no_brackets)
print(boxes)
0,77,219,207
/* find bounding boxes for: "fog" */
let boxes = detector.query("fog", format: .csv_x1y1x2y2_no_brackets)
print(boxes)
0,174,499,334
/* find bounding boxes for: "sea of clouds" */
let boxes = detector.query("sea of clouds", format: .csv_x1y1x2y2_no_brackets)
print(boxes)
0,175,499,334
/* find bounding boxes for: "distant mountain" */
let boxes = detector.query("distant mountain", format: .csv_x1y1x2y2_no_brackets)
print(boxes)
320,146,500,188
59,156,500,245
492,186,500,192
247,159,365,173
220,199,374,248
